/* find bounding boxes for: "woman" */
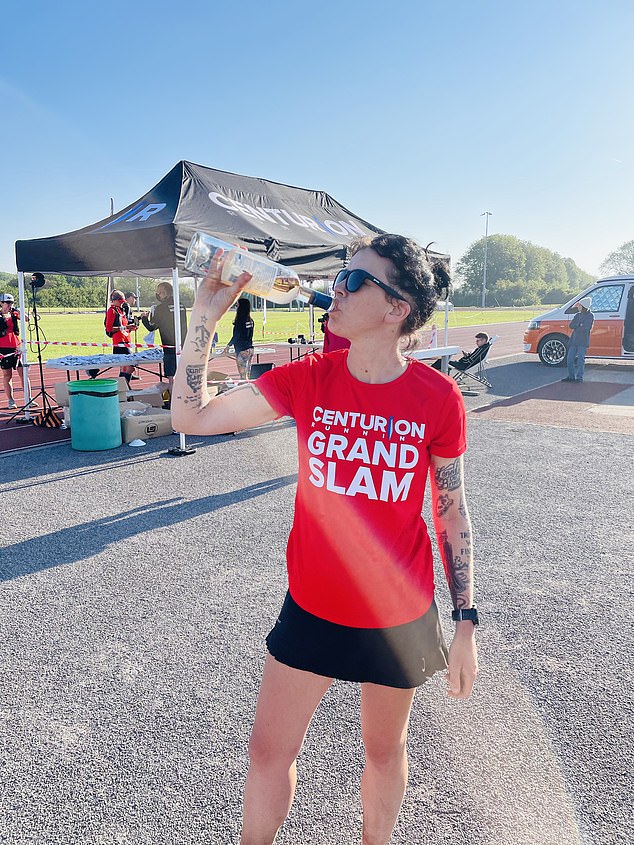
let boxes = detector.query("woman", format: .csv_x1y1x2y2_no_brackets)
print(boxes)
223,297,255,380
172,234,478,845
104,290,137,386
0,292,31,409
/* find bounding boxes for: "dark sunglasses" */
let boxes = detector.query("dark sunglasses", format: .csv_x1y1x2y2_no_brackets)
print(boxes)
333,269,407,302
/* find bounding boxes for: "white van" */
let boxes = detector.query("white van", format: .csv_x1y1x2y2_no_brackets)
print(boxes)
523,276,634,366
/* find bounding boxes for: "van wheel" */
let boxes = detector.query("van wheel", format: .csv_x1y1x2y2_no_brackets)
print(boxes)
538,334,568,367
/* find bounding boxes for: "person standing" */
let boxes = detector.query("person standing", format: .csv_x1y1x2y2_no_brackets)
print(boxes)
563,296,594,383
172,234,478,845
105,290,137,386
141,282,188,405
0,292,31,409
122,291,141,381
222,297,255,379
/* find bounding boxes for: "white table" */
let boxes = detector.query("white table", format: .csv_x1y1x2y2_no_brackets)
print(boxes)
406,345,460,374
281,341,323,363
211,346,276,364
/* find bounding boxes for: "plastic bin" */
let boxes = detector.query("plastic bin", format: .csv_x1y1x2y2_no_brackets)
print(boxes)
67,378,122,451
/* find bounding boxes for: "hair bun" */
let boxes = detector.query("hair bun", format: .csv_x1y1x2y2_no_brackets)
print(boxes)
430,260,451,298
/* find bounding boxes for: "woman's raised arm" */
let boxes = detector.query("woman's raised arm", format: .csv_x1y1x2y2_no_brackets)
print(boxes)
171,254,278,436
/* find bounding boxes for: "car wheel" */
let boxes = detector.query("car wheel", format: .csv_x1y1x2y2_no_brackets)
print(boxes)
538,334,568,367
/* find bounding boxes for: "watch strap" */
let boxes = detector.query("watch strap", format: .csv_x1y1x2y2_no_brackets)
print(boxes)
451,606,479,625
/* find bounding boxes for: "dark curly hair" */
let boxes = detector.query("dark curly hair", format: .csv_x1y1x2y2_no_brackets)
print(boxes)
349,234,450,337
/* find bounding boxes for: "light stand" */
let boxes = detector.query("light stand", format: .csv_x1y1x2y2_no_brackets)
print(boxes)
7,273,60,427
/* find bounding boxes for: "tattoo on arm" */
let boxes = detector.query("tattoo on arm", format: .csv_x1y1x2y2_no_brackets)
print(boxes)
186,364,205,393
192,321,211,353
434,458,462,491
436,493,453,517
230,383,262,398
439,529,472,609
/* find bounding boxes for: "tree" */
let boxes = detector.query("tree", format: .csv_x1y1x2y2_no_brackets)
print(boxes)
455,234,595,306
600,240,634,276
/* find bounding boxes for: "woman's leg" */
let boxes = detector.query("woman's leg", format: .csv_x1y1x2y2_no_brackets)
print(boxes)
2,367,14,404
244,348,254,381
359,683,416,845
236,350,247,380
241,655,333,845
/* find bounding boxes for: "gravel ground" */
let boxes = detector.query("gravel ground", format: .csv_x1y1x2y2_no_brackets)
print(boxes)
0,404,632,845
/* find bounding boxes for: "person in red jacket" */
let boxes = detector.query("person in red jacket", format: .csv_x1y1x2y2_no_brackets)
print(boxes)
105,290,138,385
0,292,31,409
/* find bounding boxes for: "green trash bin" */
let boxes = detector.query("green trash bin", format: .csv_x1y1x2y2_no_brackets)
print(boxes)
68,378,122,451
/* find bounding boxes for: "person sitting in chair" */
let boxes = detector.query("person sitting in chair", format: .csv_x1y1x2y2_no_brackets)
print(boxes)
431,332,490,371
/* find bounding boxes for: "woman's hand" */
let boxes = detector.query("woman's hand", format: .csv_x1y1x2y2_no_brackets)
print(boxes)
194,249,252,318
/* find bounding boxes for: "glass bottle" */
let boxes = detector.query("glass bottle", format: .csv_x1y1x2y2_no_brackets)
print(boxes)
185,232,331,309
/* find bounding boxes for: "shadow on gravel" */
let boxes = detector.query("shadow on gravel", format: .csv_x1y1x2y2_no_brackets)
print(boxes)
0,473,298,582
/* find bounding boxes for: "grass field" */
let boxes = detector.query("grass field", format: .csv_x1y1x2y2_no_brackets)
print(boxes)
26,306,545,362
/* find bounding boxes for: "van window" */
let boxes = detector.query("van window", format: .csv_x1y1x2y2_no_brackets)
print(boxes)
566,285,624,314
588,285,624,312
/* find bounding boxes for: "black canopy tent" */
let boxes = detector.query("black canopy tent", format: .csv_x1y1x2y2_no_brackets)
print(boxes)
15,160,394,278
13,161,448,448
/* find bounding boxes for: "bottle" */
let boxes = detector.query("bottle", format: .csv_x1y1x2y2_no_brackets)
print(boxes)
185,232,332,310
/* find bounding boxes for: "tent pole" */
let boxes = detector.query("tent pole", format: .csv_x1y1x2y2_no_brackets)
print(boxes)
15,271,33,421
168,267,195,456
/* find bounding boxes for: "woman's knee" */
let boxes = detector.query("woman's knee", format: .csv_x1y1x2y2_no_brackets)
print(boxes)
363,735,408,770
247,726,301,771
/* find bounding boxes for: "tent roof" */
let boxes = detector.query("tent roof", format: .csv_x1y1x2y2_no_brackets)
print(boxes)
16,161,445,278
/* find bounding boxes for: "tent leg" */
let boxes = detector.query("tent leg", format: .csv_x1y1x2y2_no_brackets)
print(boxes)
167,267,195,456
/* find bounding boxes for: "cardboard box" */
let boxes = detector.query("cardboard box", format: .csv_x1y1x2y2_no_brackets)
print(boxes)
121,408,173,443
55,378,127,406
127,385,165,407
119,400,151,416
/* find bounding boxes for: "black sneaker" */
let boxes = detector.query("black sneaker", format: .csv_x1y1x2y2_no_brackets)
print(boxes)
130,375,140,380
561,377,574,382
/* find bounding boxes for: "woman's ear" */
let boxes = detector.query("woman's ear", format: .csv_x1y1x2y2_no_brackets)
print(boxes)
385,298,411,326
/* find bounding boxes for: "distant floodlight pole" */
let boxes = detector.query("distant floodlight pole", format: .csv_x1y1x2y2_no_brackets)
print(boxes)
480,211,492,308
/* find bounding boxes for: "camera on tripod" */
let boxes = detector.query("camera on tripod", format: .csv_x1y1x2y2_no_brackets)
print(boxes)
21,272,61,427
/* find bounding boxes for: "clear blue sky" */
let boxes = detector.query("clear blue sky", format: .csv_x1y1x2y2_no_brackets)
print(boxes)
2,0,633,276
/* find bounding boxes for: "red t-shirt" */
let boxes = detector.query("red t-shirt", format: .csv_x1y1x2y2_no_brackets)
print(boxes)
258,350,466,628
0,309,20,351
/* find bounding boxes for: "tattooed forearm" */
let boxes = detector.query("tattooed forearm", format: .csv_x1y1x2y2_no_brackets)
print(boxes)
434,458,462,491
436,493,454,517
439,530,472,609
192,321,211,353
186,364,205,393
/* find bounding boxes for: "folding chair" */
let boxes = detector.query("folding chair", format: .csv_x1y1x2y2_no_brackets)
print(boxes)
449,335,499,391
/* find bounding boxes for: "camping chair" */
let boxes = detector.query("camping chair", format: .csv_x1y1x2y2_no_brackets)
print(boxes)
449,335,499,391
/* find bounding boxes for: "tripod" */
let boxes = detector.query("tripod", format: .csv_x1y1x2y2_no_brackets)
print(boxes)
6,279,59,427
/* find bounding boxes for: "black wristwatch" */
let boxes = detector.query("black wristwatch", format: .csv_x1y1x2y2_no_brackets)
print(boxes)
452,606,479,626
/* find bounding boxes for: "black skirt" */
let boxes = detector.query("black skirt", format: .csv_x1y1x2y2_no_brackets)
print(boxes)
266,592,448,689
